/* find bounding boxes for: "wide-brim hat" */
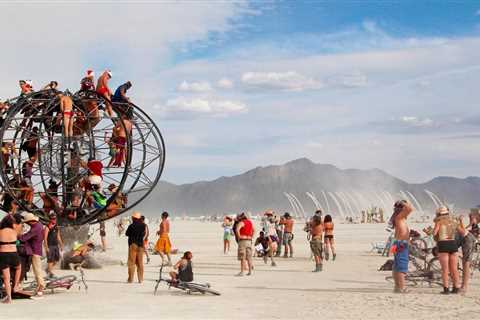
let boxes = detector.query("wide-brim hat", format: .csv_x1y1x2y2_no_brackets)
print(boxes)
22,212,39,223
132,211,141,220
436,206,449,216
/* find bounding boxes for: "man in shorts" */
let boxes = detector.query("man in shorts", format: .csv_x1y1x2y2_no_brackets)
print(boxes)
43,213,64,278
390,200,413,293
235,213,254,276
309,214,323,272
280,212,294,258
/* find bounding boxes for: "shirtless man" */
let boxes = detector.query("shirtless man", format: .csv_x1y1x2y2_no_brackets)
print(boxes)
309,214,323,272
19,80,33,96
112,115,132,167
390,200,413,293
155,212,172,266
96,70,113,116
58,93,74,140
280,212,294,258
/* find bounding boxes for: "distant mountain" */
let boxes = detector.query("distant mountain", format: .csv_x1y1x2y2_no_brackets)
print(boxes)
137,158,480,217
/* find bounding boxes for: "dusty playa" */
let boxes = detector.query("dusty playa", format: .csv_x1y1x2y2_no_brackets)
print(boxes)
2,220,479,319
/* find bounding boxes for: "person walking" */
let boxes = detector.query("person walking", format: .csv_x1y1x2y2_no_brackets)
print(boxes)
433,206,463,294
458,212,479,293
235,212,254,276
125,212,146,283
323,214,335,261
309,214,324,272
155,212,172,266
19,213,45,296
43,213,64,278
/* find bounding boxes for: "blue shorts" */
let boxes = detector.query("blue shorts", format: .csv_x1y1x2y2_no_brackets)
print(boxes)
393,240,409,273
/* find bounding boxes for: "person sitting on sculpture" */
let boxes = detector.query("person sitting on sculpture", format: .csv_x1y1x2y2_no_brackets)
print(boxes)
42,81,58,91
1,142,17,174
80,70,95,91
106,183,127,218
19,80,33,96
112,81,132,115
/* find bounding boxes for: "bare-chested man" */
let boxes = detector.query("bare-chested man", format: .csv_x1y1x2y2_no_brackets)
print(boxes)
58,93,74,140
112,115,132,167
280,212,294,258
309,214,324,272
96,70,113,116
390,200,413,293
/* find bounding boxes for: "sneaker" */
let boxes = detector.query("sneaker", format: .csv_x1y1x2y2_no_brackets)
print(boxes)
246,271,252,276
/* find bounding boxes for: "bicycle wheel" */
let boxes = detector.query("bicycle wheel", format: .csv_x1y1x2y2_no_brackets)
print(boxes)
47,275,77,289
187,283,221,296
410,239,428,259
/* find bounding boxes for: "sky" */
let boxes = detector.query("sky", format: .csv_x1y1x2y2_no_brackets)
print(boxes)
1,0,480,184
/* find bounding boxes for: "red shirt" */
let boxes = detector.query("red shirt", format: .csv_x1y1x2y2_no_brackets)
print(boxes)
88,160,103,177
239,219,254,238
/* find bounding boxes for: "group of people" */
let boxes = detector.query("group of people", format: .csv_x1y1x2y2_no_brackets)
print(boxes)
390,200,479,294
0,211,96,303
221,209,337,276
0,69,135,223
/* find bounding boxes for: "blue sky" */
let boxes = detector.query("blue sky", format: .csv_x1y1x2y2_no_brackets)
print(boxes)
1,1,480,184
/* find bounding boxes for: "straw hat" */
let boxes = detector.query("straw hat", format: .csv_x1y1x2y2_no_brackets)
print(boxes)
22,212,39,223
436,206,450,216
132,211,141,219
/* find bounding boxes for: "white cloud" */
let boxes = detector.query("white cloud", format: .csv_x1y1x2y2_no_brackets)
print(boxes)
327,72,368,88
156,96,247,118
217,78,234,89
399,116,435,128
241,71,323,91
177,80,212,93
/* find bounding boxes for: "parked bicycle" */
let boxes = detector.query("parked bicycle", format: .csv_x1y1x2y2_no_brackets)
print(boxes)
23,262,88,293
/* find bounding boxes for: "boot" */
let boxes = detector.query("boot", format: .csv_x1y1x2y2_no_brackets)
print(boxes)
441,287,450,295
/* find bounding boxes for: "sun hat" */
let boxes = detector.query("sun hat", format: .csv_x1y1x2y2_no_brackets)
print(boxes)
132,211,141,219
22,212,39,223
436,206,449,216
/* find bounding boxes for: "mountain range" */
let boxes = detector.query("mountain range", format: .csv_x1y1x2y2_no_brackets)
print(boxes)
137,158,480,217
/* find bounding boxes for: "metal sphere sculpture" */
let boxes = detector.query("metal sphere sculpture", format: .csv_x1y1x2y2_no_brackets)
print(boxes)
0,87,165,226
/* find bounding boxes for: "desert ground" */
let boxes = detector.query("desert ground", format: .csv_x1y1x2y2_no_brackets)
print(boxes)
2,219,480,319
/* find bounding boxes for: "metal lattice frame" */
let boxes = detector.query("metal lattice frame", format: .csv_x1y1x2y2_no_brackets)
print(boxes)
0,89,165,226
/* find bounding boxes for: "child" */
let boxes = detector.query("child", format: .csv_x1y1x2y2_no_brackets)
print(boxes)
169,251,193,283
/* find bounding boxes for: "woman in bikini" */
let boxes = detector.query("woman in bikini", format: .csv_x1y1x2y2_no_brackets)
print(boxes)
323,214,336,261
0,215,22,303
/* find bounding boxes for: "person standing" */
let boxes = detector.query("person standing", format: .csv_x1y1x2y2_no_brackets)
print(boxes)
280,212,294,258
43,213,64,278
458,212,479,293
309,214,324,272
99,221,107,252
323,214,335,261
221,216,233,254
433,206,462,294
0,215,22,303
235,212,254,276
96,70,113,116
125,212,146,283
155,212,172,266
390,200,413,293
141,216,150,264
19,213,45,296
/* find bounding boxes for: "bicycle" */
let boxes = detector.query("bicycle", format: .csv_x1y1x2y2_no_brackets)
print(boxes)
153,264,220,296
385,241,442,287
23,262,88,293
